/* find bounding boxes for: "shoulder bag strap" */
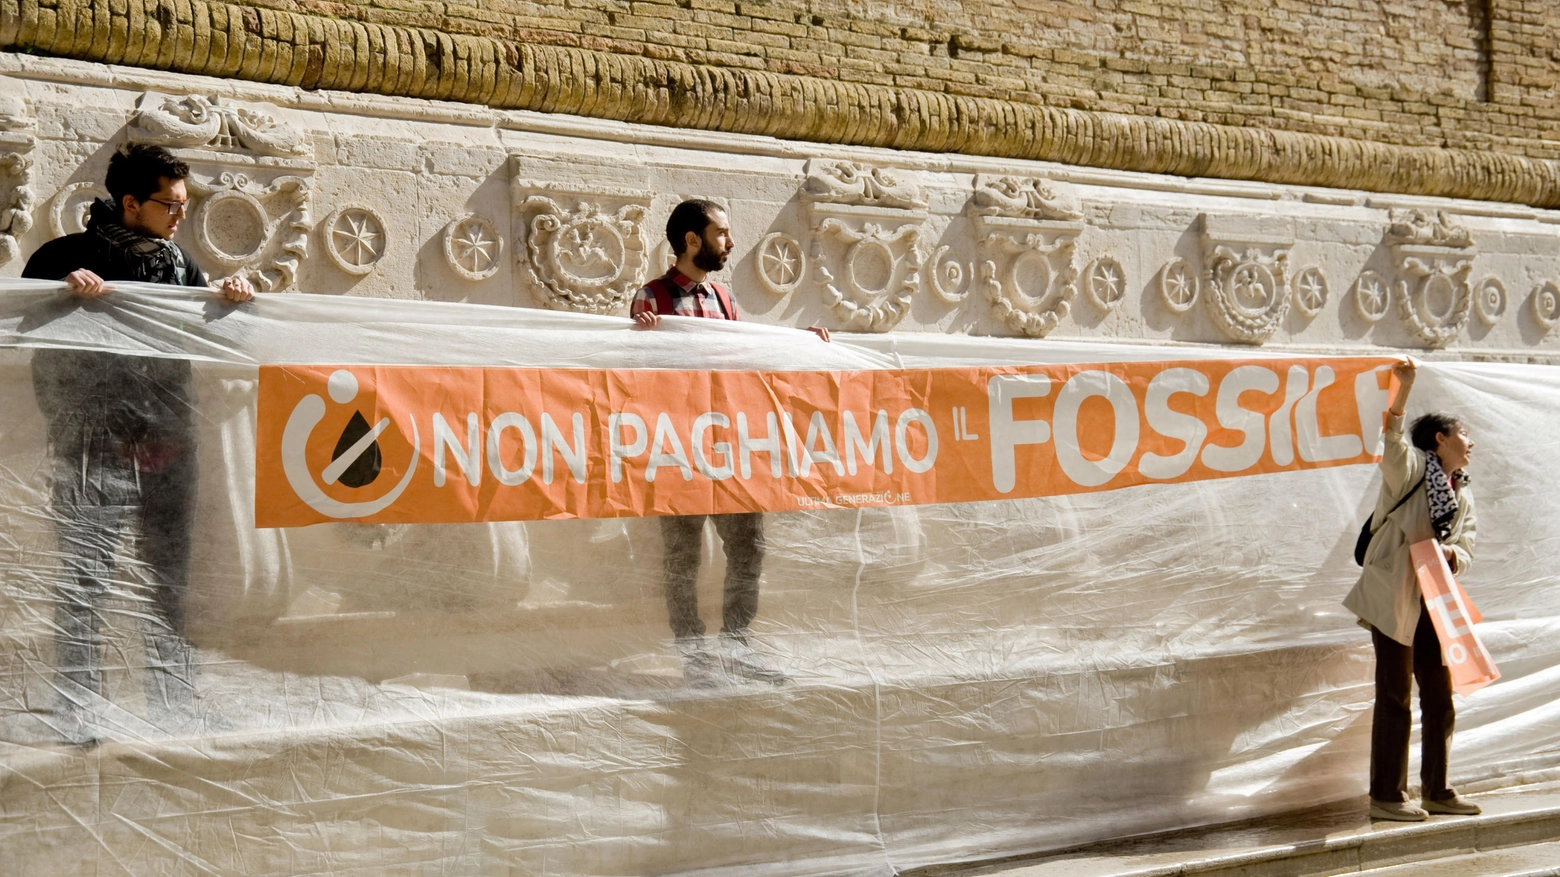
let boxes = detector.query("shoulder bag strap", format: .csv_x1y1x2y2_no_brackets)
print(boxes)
1373,472,1427,534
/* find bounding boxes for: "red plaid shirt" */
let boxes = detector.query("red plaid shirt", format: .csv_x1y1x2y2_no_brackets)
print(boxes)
630,268,740,321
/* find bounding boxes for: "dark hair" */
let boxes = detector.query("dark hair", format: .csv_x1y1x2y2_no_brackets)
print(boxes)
105,143,189,207
1410,412,1462,452
666,199,723,255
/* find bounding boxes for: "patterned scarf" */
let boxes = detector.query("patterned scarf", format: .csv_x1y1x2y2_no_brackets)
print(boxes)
85,197,189,284
1425,452,1464,542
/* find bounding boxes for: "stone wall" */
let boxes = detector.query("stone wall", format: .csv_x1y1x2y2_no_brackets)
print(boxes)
294,0,1555,153
4,54,1558,360
4,0,1560,207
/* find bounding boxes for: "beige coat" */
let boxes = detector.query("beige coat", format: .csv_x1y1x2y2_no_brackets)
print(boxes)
1343,414,1476,647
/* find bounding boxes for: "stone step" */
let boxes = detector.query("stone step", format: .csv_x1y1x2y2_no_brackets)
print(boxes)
915,783,1560,877
1359,841,1560,877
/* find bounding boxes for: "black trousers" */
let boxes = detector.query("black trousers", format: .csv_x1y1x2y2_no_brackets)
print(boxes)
51,451,198,715
659,513,764,641
1370,602,1456,802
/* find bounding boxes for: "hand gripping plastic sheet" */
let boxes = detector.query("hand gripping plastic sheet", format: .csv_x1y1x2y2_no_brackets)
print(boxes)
0,278,1558,876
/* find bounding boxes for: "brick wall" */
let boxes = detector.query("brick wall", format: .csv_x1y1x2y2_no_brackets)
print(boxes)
244,0,1557,159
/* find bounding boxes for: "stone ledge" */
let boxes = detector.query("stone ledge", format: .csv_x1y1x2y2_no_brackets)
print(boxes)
911,783,1560,877
3,0,1560,207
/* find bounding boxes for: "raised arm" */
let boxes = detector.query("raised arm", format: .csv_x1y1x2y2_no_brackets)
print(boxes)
1378,359,1421,498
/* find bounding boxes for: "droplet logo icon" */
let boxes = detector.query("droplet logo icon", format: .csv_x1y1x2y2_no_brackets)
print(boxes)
281,369,420,519
332,410,383,488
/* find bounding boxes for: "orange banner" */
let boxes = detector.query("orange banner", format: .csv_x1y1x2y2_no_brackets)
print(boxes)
254,356,1399,527
1411,539,1499,696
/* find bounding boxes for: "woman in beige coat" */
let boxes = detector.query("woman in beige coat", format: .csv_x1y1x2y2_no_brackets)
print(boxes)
1343,360,1478,822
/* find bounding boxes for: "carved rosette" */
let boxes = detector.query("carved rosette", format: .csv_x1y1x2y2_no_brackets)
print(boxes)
323,206,388,275
0,78,36,267
804,159,928,331
1084,257,1127,311
754,232,806,295
519,196,650,314
1199,214,1293,344
129,91,314,291
443,214,503,281
927,246,970,302
1473,277,1506,327
1290,267,1329,319
1354,271,1392,323
1385,210,1475,348
1533,281,1560,331
970,175,1085,337
1158,258,1200,314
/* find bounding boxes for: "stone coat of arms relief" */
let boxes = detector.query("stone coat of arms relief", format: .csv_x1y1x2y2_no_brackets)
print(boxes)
510,154,654,315
802,160,928,332
1199,213,1295,344
968,174,1086,338
0,78,35,268
127,92,314,291
1384,209,1476,348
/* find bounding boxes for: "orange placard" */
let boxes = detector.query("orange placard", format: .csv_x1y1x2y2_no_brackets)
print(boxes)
254,355,1400,527
1411,539,1499,696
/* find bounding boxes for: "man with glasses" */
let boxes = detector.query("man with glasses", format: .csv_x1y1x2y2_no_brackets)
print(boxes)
22,143,253,743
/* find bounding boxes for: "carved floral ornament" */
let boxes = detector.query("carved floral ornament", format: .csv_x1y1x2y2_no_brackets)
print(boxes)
323,206,388,275
1473,277,1505,327
755,232,806,296
1158,259,1200,314
1198,214,1294,344
969,174,1086,337
443,214,503,281
1290,267,1329,319
0,77,35,267
519,196,651,314
1533,281,1560,331
127,91,314,291
1383,209,1477,348
803,159,928,331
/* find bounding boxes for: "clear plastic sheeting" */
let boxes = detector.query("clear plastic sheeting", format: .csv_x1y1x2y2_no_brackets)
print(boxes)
0,279,1557,876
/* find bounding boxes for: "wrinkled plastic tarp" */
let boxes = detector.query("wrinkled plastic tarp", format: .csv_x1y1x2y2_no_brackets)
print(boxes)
0,278,1558,877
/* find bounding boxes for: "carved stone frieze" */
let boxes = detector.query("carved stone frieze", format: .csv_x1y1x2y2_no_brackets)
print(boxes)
970,175,1085,336
1290,267,1329,319
48,182,108,237
184,169,312,290
1199,214,1293,344
323,206,388,275
1384,209,1475,348
129,92,310,158
129,91,315,291
1354,271,1392,323
1084,256,1127,312
1158,259,1199,314
443,214,503,281
927,245,970,303
1385,208,1474,248
804,160,927,331
0,78,35,266
1473,276,1506,326
803,160,928,211
1533,281,1560,331
754,232,806,296
971,175,1083,222
519,196,650,314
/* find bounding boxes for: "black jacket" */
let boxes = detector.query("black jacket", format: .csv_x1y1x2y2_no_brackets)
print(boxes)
22,222,207,459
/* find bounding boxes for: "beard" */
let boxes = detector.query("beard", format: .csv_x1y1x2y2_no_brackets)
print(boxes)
692,244,727,273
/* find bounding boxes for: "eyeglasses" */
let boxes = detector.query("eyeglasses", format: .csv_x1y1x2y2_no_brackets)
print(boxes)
144,197,190,217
